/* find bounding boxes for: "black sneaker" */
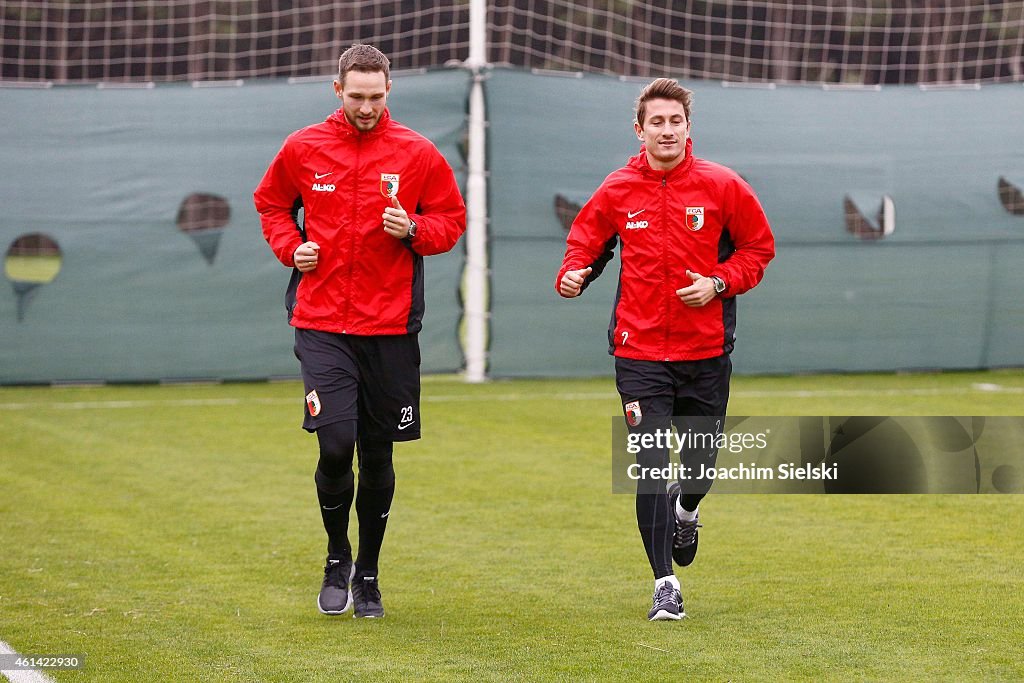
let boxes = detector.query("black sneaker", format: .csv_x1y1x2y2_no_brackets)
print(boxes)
647,581,684,621
351,569,384,618
667,481,702,567
317,556,353,615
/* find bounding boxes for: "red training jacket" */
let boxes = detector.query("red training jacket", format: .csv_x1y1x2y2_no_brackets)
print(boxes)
556,139,775,361
255,108,466,335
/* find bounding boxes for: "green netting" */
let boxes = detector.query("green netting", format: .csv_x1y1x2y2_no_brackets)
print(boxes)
486,69,1024,376
2,67,1022,382
0,70,470,383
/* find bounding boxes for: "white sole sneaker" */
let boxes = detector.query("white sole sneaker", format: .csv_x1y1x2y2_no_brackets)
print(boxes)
648,609,684,621
317,563,355,615
317,591,352,615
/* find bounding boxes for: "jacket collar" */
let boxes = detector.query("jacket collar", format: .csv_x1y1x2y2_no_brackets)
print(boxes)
629,137,695,179
328,107,392,139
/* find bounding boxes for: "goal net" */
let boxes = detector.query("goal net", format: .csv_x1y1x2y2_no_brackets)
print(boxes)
489,0,1024,85
0,1,470,82
3,1,1022,85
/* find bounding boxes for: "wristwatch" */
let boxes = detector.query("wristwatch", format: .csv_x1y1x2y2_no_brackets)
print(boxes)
406,219,418,240
710,275,727,295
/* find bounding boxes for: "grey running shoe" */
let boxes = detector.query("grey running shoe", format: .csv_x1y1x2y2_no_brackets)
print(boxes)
351,570,384,618
667,481,702,567
647,581,684,621
317,556,353,615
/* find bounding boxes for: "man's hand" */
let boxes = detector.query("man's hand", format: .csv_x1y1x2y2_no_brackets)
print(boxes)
383,196,412,239
676,269,716,307
559,266,593,298
293,241,320,272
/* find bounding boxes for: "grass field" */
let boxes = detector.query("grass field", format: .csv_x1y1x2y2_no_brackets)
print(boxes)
2,370,1023,681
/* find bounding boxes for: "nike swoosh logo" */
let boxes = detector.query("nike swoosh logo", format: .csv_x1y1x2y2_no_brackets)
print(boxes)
627,209,645,219
315,172,332,179
321,503,344,511
380,510,390,519
397,421,416,430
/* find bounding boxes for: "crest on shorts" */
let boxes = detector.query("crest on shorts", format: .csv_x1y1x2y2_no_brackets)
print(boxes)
306,389,321,417
380,173,400,199
624,400,643,427
686,206,705,231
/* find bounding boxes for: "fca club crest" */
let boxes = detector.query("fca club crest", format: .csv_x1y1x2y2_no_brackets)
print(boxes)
380,173,400,198
686,206,705,231
306,389,321,417
624,400,643,427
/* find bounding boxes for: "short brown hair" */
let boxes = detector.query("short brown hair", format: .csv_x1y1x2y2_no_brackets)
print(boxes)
635,78,693,126
337,44,390,86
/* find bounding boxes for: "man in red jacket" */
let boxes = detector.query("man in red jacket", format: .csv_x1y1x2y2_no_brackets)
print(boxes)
254,44,466,619
557,78,775,621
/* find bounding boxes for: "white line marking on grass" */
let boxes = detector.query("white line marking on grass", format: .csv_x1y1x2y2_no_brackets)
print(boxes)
0,641,56,683
425,392,615,402
734,386,1024,399
635,642,671,653
0,386,1021,412
0,397,293,411
0,393,616,411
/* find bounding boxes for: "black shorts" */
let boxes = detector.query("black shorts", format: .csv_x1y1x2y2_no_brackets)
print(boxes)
614,354,732,422
615,354,732,494
293,328,421,441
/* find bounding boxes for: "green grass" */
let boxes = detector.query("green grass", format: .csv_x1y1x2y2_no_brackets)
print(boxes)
1,370,1023,681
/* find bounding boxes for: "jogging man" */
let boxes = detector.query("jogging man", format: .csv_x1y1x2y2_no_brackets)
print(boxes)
254,44,466,618
556,78,775,621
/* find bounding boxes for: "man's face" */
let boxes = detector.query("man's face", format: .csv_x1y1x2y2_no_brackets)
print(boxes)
334,70,390,131
634,98,691,170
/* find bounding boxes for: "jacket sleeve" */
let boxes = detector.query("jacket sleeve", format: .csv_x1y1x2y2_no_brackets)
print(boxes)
408,147,467,256
254,138,304,268
710,175,775,297
555,188,619,297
